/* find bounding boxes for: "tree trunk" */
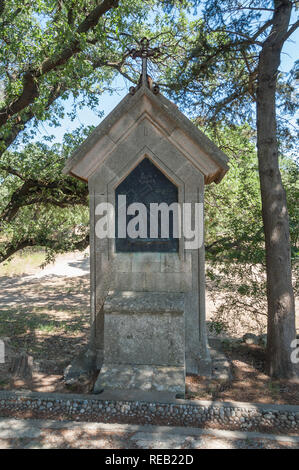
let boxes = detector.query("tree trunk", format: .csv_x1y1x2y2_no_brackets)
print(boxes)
256,0,296,378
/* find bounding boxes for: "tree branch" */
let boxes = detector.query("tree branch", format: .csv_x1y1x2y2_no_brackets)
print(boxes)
0,82,64,157
0,0,5,17
0,164,26,180
0,0,119,127
0,177,88,224
0,233,90,264
282,19,299,42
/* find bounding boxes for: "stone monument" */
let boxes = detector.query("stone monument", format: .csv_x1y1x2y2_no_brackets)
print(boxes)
63,39,229,396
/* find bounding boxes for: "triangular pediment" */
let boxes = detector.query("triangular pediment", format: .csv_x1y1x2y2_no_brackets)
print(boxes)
63,86,229,184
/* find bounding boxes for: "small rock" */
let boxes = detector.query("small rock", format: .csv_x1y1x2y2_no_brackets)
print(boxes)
242,333,259,345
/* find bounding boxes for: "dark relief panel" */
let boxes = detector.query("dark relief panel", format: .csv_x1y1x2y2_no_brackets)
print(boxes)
115,158,179,252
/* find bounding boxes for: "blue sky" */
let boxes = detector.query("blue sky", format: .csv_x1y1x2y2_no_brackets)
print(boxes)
32,25,298,147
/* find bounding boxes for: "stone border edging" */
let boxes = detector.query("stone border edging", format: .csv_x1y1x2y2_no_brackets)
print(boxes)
0,389,298,432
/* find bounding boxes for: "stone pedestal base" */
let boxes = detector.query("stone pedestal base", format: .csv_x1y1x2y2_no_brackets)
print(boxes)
94,291,185,395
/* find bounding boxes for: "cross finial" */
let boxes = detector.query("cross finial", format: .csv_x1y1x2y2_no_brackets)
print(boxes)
140,37,150,87
128,37,160,95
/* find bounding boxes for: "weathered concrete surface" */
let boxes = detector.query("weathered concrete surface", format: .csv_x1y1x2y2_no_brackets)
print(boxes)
94,292,186,394
104,291,185,314
104,312,184,365
94,365,185,395
0,418,298,449
102,292,185,368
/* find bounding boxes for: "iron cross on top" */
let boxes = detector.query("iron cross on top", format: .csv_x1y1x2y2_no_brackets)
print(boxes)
129,37,160,94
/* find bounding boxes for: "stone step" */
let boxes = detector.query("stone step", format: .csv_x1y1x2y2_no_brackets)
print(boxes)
94,364,185,396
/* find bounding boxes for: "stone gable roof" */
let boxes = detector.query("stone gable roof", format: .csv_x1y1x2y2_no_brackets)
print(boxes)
63,85,229,184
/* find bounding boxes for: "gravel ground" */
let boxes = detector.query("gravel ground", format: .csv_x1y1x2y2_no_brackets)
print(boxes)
0,417,298,449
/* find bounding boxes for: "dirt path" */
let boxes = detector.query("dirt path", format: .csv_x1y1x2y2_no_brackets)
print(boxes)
0,417,298,449
1,250,297,330
0,252,91,392
27,251,90,280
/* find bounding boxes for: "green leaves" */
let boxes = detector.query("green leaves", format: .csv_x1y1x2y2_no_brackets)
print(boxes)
0,130,91,263
0,0,151,148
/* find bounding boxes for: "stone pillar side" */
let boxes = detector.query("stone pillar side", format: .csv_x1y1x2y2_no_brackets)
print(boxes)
88,182,112,367
182,170,208,375
89,189,96,350
198,197,211,375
